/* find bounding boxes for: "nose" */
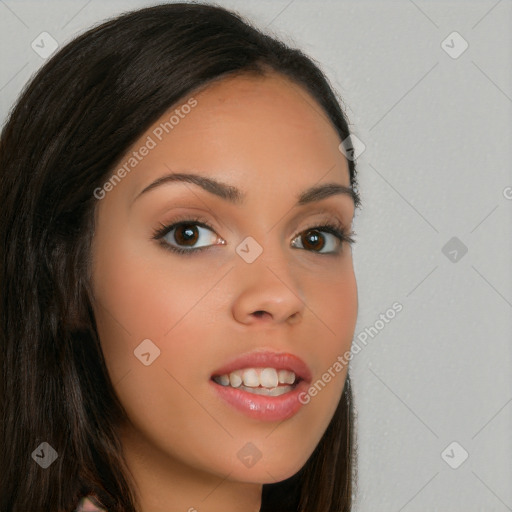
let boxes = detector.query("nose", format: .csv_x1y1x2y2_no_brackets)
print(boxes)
231,261,305,326
251,308,301,323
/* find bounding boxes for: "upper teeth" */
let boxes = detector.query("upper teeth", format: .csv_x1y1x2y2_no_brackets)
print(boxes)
214,368,296,388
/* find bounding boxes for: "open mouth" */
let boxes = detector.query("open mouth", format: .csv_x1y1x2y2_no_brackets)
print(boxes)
211,367,303,397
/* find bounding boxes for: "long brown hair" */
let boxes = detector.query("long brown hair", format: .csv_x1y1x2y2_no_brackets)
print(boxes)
0,3,359,511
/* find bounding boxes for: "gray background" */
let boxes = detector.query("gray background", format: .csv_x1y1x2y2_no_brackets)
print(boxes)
1,1,511,510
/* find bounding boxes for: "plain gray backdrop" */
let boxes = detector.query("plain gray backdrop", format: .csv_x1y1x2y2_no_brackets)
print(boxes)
1,1,511,510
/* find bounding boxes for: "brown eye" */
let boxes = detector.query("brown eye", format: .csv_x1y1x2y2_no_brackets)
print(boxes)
174,224,200,247
300,229,326,252
153,217,352,256
155,218,223,255
291,223,347,254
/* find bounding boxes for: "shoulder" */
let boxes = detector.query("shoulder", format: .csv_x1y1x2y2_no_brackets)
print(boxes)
74,496,107,512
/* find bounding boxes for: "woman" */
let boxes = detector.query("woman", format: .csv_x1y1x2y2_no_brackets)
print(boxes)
0,3,361,511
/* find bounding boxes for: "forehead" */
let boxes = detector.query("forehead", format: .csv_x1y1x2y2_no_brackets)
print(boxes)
111,71,351,208
189,71,339,140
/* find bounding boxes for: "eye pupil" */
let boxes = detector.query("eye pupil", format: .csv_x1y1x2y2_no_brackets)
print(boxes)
303,229,325,251
175,224,199,246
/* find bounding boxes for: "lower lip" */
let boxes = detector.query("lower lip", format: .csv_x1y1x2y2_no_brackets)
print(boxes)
209,378,310,422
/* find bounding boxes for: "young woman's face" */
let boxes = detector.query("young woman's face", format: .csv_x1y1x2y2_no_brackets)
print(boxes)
91,72,358,486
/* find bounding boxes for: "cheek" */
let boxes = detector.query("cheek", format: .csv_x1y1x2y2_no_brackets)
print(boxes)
303,256,358,363
91,224,214,384
295,264,357,418
324,267,358,353
91,236,228,472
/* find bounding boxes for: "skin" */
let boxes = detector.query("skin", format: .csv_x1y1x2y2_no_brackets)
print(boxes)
91,71,358,512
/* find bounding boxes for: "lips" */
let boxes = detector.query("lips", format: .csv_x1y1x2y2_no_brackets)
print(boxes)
210,350,313,383
209,350,313,421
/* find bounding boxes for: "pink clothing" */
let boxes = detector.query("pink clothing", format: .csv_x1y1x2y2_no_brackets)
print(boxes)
74,496,107,512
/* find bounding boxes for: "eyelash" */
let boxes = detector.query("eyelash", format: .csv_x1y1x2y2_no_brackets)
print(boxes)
152,214,356,256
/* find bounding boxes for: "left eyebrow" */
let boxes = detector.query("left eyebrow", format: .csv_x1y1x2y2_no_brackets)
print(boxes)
133,170,360,208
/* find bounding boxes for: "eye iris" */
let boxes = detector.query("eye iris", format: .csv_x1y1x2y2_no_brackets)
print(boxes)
302,229,325,251
175,224,199,246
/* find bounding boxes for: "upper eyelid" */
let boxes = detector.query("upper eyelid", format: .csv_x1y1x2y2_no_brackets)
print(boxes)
158,213,348,233
157,205,351,231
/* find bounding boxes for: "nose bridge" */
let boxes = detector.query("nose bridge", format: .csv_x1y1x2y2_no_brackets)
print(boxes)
236,185,296,260
231,229,305,324
235,221,292,281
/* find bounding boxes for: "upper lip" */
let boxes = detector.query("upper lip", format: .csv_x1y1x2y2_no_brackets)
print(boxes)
211,350,312,383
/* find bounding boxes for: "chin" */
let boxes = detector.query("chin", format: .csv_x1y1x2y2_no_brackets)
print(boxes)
222,448,312,485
